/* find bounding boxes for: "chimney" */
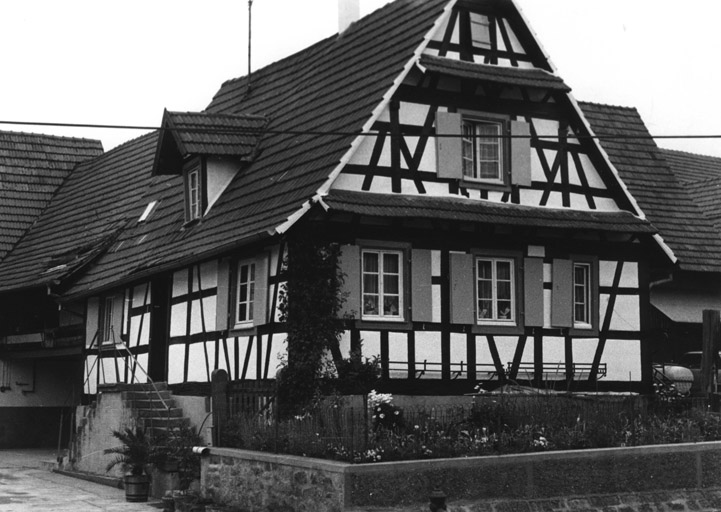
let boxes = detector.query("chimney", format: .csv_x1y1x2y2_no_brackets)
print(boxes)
338,0,360,33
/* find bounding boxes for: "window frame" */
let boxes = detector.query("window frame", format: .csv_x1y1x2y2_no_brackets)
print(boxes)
183,157,206,223
459,112,510,189
568,256,599,336
361,248,405,322
234,259,256,327
475,256,517,326
573,262,592,329
99,296,115,345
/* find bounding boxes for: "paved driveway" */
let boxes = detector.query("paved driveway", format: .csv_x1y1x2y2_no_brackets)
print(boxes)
0,449,160,512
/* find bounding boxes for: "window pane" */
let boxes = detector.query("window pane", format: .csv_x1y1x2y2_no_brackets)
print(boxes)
363,295,379,315
497,301,512,319
575,304,586,323
363,252,379,273
477,260,492,280
384,275,399,295
478,299,492,319
383,253,399,274
497,281,511,301
363,274,379,294
383,297,400,316
496,261,511,280
478,280,492,301
238,303,247,322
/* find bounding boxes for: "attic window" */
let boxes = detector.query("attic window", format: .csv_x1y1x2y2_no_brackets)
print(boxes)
183,158,206,223
138,201,158,222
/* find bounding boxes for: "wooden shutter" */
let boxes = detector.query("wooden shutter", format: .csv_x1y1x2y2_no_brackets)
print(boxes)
523,257,544,327
411,249,433,322
510,120,532,186
551,259,573,328
253,254,268,326
450,253,475,325
338,245,361,319
216,259,230,331
436,111,463,179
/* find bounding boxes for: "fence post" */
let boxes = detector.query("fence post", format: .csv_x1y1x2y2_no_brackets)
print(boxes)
211,369,229,446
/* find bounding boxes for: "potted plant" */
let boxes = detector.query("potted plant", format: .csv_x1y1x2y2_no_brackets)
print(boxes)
104,426,157,502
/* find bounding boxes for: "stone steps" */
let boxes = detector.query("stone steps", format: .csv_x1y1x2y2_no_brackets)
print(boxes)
120,382,192,436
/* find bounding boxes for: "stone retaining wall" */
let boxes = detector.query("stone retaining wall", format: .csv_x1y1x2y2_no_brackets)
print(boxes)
201,442,721,511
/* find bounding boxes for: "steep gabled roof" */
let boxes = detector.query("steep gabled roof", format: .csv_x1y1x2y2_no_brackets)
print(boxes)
662,149,721,230
52,0,451,298
662,149,721,183
0,133,163,292
580,102,721,272
0,131,103,262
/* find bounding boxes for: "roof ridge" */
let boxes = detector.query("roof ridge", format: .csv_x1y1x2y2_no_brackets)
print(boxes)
661,147,721,161
0,129,103,146
576,100,638,112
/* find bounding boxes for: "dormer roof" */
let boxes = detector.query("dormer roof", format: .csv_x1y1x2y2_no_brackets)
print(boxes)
153,110,268,175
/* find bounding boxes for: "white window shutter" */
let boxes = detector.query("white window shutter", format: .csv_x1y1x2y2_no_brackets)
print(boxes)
450,253,475,325
551,259,573,328
338,245,361,319
253,254,269,326
411,249,433,322
523,258,544,327
436,111,463,179
510,120,532,186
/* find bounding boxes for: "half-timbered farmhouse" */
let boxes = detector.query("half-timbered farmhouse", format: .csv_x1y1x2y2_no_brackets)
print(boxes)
0,131,103,446
0,0,687,446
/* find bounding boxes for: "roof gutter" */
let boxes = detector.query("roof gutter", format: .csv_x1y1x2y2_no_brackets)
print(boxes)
273,0,457,235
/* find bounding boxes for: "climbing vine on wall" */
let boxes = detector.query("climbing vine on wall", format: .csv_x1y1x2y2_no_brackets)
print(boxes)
276,234,347,417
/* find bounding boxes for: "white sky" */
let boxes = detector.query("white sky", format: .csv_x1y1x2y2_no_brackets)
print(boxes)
1,0,720,156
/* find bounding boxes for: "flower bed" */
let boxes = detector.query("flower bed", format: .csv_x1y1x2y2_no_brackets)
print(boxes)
220,391,721,463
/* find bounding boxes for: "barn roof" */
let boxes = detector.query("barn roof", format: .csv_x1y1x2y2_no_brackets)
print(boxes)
0,131,102,263
580,102,721,272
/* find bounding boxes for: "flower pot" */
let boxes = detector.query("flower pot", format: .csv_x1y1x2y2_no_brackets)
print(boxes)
124,474,150,502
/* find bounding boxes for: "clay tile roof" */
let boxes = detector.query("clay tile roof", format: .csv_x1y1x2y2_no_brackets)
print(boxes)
661,149,721,230
0,133,162,293
579,102,721,272
51,0,451,298
0,131,103,262
324,189,655,233
153,111,269,175
420,54,570,91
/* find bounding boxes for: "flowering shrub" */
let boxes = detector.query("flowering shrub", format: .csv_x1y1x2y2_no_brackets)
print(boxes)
221,394,721,464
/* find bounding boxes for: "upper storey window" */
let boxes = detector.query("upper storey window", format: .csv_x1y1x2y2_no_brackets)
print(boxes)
436,111,531,189
462,119,504,184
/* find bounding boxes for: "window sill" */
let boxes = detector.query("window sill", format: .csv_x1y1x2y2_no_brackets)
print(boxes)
228,325,257,337
354,319,412,331
460,178,511,193
471,323,524,335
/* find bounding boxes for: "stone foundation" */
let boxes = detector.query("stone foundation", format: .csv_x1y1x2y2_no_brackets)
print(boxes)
201,442,721,511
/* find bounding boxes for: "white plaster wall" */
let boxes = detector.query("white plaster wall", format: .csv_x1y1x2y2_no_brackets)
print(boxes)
0,359,82,407
388,332,408,378
168,344,185,385
602,339,641,382
206,158,240,213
